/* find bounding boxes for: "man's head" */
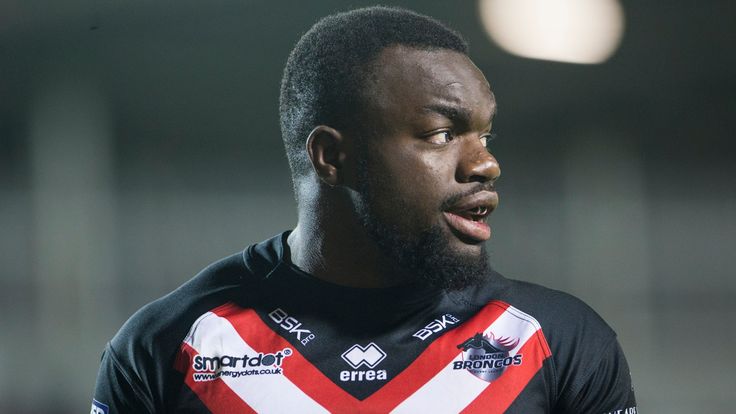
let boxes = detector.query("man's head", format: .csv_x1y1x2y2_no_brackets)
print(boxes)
281,7,501,289
280,6,468,185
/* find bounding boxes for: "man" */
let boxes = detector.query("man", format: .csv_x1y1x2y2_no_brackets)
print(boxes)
92,6,637,413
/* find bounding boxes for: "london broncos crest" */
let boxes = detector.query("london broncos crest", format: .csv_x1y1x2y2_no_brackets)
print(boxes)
453,332,523,382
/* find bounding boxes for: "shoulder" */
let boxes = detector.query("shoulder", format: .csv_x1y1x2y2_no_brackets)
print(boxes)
94,252,254,412
109,233,285,358
94,234,286,410
486,274,616,345
110,251,254,364
478,273,631,404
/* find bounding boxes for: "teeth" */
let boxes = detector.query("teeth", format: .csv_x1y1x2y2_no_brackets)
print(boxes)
465,206,487,218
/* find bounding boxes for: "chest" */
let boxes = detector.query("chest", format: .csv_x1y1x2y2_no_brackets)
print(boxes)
174,300,553,413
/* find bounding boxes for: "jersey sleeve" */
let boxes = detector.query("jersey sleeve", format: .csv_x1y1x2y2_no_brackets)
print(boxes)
558,338,637,413
91,343,154,414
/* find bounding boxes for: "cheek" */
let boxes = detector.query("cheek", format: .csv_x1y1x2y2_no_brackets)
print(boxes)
371,151,452,217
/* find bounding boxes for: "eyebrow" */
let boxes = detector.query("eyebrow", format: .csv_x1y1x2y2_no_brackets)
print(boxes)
420,102,496,129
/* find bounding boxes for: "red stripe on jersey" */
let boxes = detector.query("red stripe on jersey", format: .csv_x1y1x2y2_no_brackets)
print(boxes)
204,300,549,412
173,342,190,373
179,341,257,414
360,301,511,412
461,327,552,413
211,303,360,412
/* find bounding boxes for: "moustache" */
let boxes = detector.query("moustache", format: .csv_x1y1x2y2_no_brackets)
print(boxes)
440,182,497,211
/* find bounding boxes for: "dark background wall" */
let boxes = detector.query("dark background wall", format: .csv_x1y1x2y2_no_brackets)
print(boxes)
1,1,734,412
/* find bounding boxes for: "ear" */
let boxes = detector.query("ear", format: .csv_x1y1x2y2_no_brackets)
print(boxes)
306,125,348,187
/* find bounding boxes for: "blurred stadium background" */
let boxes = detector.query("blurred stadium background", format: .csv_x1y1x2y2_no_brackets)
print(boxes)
1,0,734,412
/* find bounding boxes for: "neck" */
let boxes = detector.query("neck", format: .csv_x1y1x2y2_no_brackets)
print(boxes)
287,191,402,289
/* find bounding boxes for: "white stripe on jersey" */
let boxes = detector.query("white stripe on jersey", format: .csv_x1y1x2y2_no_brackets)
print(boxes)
390,305,542,413
184,311,330,414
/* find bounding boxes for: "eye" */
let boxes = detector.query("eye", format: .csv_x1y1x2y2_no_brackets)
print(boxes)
481,132,497,150
426,130,454,145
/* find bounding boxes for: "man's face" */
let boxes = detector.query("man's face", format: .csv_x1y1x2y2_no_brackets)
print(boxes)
351,45,501,289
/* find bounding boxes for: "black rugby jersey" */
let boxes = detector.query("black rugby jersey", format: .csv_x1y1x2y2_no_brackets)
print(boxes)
92,232,637,413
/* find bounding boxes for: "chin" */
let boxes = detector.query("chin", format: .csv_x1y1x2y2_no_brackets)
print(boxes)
447,232,487,256
367,220,492,290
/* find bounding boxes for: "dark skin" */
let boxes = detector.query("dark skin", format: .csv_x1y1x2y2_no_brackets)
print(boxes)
288,45,501,288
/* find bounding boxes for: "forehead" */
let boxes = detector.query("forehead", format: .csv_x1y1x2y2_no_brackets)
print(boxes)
364,45,495,126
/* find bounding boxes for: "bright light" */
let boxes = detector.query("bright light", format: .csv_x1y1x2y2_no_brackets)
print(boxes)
478,0,625,64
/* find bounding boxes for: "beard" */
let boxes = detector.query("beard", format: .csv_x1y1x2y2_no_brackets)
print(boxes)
360,217,491,290
353,152,492,291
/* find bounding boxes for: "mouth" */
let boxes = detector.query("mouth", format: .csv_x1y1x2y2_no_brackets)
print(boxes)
442,190,498,243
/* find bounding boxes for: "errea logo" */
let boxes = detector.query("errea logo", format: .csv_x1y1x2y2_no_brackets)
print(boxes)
340,343,388,382
341,343,386,368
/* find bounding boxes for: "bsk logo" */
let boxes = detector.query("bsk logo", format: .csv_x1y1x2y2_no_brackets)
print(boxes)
413,313,460,340
341,343,386,368
268,308,315,345
340,343,388,382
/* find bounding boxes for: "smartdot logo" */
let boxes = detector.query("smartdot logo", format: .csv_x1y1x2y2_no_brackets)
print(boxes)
191,348,292,382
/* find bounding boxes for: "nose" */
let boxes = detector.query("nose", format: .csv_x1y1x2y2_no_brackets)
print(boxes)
456,138,501,184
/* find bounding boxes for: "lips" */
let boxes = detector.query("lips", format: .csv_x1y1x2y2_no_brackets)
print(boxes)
443,190,498,242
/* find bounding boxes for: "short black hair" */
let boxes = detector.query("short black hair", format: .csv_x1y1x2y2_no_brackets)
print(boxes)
279,6,468,183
